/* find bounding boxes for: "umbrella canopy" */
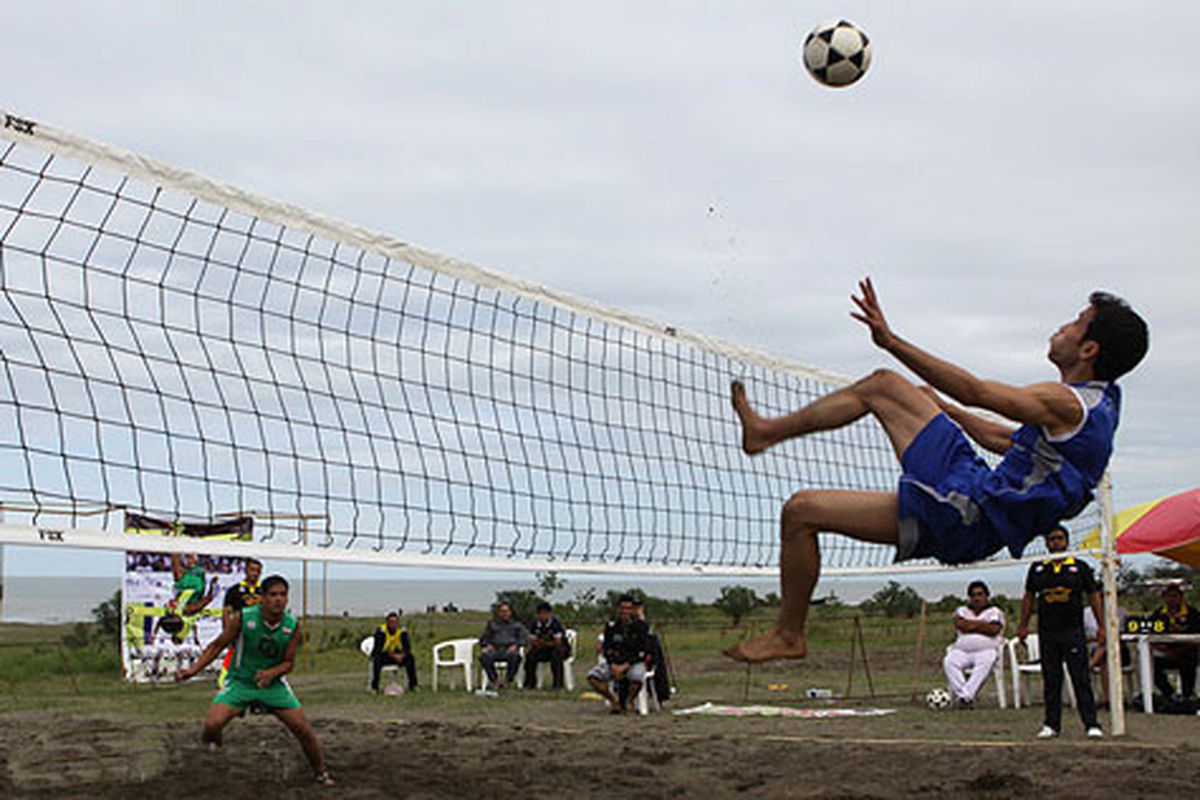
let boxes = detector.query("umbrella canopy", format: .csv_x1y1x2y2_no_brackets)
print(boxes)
1081,488,1200,568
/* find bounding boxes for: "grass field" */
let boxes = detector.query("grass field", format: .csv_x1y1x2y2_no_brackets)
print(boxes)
1,605,1197,797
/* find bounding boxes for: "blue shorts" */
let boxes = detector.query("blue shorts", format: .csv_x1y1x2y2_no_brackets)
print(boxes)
896,414,1003,565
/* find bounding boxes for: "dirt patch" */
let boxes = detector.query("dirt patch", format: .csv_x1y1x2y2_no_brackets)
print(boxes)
2,702,1197,799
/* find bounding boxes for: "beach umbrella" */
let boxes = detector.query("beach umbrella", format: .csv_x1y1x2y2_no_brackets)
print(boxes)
1080,488,1200,568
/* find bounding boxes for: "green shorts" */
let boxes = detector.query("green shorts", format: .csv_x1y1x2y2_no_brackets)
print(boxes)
212,677,301,710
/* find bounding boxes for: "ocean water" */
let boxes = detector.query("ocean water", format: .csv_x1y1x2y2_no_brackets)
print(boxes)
0,573,1025,624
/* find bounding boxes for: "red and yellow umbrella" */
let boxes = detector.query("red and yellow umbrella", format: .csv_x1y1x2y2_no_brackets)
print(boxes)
1081,488,1200,567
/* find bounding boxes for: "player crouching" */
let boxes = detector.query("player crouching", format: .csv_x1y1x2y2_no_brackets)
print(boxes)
177,574,333,787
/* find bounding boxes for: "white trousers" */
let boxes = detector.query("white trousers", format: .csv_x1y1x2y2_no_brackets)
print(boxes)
943,646,999,702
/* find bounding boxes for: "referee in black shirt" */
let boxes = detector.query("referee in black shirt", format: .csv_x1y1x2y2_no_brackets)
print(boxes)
1018,525,1104,739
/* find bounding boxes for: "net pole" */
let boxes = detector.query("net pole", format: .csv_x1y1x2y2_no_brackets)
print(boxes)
302,518,310,674
1098,472,1125,736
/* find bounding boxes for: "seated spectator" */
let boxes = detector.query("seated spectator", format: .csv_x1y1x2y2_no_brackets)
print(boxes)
372,611,418,693
587,594,650,713
942,580,1005,708
523,601,570,690
479,601,527,689
1150,583,1198,701
633,597,672,703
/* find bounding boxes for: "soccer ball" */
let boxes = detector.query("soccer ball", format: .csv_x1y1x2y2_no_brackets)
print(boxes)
383,683,406,697
926,687,953,710
802,19,872,88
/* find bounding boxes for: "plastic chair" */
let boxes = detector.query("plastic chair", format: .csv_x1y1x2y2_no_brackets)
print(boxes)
432,638,476,692
1007,634,1076,709
534,628,578,691
944,640,1007,708
361,636,400,690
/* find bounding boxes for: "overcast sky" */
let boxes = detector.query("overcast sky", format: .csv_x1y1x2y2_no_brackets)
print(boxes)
3,2,1197,579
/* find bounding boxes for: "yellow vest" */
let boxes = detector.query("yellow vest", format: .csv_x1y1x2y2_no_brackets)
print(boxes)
378,623,405,654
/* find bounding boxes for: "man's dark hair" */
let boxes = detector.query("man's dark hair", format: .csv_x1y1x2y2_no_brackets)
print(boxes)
1045,525,1069,541
617,593,635,605
536,601,552,613
967,580,990,597
261,574,289,593
245,558,263,569
1085,291,1148,381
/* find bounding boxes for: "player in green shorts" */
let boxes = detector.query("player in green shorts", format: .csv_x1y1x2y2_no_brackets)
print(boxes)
177,574,333,787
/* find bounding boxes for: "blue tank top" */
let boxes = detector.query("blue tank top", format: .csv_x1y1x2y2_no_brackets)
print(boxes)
979,381,1120,557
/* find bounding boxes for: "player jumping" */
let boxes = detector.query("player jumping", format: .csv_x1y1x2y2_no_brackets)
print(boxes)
177,574,333,787
724,278,1147,663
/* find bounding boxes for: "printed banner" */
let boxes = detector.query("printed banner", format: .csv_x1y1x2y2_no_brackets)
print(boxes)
121,513,254,683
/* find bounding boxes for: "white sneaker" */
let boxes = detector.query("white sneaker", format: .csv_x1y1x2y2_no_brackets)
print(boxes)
1086,727,1104,739
1036,725,1058,739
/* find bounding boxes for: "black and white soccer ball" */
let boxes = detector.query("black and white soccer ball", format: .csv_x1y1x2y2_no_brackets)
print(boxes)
802,19,872,88
926,687,953,710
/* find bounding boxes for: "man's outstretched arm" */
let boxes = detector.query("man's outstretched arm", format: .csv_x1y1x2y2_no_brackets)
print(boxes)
923,389,1015,455
851,278,1081,435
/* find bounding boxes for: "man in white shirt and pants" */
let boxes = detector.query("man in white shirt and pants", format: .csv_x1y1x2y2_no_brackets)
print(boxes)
943,580,1005,707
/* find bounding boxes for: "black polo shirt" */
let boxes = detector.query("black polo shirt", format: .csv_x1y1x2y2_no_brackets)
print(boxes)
1025,556,1097,633
223,581,261,611
1149,602,1200,635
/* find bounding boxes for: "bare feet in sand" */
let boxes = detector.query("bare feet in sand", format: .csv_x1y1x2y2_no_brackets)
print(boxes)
730,380,773,455
722,629,808,663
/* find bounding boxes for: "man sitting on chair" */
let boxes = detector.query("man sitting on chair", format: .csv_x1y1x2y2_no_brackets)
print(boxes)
523,601,570,690
478,601,528,690
1149,583,1198,703
372,611,418,693
942,580,1005,708
587,595,650,714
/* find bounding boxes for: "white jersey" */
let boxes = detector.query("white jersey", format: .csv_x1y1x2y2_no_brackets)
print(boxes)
951,605,1005,653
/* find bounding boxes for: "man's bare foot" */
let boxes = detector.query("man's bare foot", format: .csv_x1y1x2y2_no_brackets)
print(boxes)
731,381,773,455
722,630,808,663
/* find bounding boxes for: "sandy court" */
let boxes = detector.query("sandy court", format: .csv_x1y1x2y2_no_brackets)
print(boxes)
2,698,1197,799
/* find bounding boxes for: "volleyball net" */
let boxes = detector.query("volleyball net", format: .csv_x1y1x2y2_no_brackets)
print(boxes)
0,109,1099,576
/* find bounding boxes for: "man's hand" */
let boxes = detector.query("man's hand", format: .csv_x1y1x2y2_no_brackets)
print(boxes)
610,663,628,680
850,277,896,351
1017,625,1028,643
254,669,273,689
482,645,494,653
176,665,196,682
506,644,518,654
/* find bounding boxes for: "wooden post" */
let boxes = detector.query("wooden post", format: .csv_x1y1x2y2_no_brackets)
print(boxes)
301,518,309,673
1098,473,1126,736
911,601,928,704
856,616,876,698
845,615,859,698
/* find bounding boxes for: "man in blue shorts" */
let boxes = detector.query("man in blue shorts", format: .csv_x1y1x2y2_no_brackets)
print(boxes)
725,278,1147,663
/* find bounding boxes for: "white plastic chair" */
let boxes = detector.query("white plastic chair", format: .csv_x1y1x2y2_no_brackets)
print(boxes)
533,628,578,691
361,635,400,690
1007,634,1077,709
432,638,476,692
944,640,1007,708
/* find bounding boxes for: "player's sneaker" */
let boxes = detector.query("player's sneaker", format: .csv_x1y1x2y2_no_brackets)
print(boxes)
1036,725,1058,739
1086,727,1104,739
